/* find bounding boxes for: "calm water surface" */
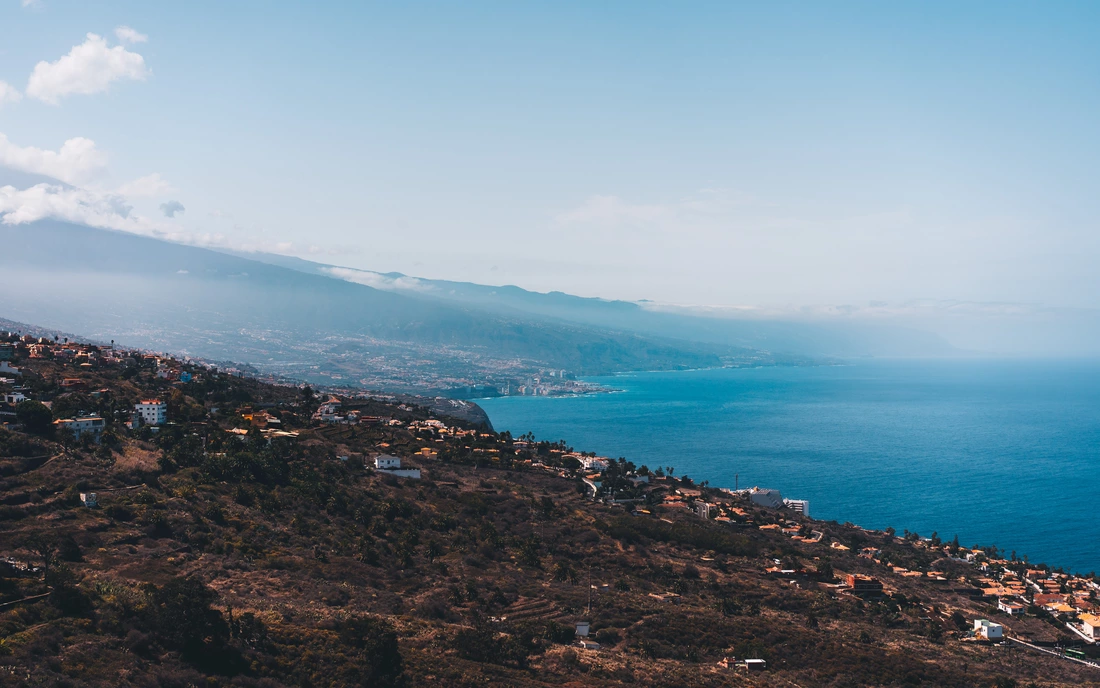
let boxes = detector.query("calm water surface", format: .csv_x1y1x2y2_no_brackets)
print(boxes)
478,360,1100,574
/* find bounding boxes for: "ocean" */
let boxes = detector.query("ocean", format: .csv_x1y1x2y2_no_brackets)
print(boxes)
477,360,1100,574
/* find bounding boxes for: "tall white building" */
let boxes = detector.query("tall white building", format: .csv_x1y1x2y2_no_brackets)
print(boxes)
784,498,811,517
134,400,167,426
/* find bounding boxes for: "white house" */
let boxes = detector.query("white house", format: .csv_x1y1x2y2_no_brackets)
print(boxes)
1080,613,1100,640
374,454,421,479
998,599,1026,615
580,456,610,472
375,455,402,469
134,400,167,426
973,619,1004,640
3,391,26,404
695,501,717,519
55,417,105,441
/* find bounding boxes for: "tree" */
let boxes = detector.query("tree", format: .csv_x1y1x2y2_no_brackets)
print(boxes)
148,575,229,654
517,536,541,568
16,400,54,436
23,533,60,583
336,616,405,686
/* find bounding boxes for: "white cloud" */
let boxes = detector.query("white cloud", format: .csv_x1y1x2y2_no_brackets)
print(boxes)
160,200,185,217
0,133,108,184
323,266,433,293
0,81,22,107
21,0,40,7
114,26,148,44
116,172,173,198
0,182,136,229
26,33,149,104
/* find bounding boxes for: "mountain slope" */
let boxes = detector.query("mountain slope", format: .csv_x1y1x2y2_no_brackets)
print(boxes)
0,222,752,391
231,252,957,358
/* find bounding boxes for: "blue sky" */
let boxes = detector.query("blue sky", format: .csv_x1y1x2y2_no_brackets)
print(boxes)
2,1,1099,318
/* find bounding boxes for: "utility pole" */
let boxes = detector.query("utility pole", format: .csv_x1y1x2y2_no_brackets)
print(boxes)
587,566,593,614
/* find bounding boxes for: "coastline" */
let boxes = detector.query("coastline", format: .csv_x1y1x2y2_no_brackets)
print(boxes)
476,361,1100,576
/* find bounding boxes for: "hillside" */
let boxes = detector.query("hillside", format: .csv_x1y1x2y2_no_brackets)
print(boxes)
230,251,959,359
0,221,785,396
1,343,1098,687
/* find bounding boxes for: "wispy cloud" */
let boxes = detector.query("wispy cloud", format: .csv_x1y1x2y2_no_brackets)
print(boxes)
26,32,149,104
114,26,148,45
323,266,432,293
0,81,22,107
636,299,1082,321
117,173,173,198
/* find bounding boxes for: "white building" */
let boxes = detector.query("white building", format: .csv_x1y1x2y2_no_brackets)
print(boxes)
575,621,590,637
375,455,402,469
580,456,610,472
748,487,784,509
998,599,1026,615
974,619,1004,640
374,454,421,479
784,498,811,517
134,400,167,426
696,501,717,519
55,417,105,441
3,391,26,404
0,362,20,376
1080,613,1100,640
80,492,98,508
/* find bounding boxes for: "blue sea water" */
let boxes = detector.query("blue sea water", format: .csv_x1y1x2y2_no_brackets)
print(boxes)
477,360,1100,574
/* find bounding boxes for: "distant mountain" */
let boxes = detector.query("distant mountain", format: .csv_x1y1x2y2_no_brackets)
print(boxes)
230,251,958,359
1,221,768,394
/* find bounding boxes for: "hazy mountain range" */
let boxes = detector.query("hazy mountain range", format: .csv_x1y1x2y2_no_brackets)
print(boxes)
1,220,961,396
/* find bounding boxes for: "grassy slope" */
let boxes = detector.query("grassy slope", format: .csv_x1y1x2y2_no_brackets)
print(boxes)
0,359,1096,687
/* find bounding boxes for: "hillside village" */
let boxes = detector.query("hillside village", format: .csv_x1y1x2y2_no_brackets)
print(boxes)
1,329,1100,686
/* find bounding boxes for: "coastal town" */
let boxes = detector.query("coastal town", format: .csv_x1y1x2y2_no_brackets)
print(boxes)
2,327,1100,685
